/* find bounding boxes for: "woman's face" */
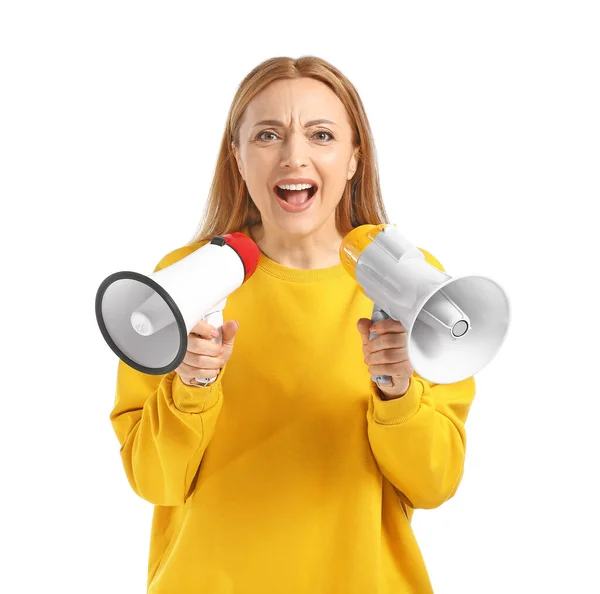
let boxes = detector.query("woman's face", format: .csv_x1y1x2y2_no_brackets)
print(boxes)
232,77,359,238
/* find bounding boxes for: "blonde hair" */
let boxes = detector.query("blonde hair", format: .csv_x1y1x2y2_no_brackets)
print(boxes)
186,55,390,245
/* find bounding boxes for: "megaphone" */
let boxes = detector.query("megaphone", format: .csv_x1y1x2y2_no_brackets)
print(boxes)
95,232,260,385
340,224,510,385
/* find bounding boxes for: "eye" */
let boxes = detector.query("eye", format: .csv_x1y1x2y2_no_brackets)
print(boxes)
257,130,278,141
256,130,335,142
313,130,334,142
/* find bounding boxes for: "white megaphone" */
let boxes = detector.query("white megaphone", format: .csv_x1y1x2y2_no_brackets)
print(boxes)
95,232,260,385
340,224,510,385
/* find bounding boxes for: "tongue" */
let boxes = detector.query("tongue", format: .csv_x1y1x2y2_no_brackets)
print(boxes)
282,189,310,204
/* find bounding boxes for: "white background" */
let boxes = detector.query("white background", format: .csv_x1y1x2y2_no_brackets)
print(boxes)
1,1,599,592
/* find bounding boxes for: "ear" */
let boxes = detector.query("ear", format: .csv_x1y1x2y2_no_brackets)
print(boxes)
347,146,359,180
231,141,245,180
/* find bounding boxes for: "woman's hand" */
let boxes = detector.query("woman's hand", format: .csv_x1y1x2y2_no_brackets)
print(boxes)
175,319,240,387
357,317,414,399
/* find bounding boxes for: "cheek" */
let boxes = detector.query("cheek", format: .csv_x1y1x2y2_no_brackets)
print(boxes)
317,153,353,185
321,175,350,201
318,150,343,165
241,158,263,184
245,153,275,183
246,154,265,173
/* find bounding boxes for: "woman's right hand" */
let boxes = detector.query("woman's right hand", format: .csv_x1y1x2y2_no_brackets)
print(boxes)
175,318,240,387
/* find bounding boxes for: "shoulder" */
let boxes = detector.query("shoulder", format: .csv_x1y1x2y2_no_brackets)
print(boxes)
417,247,446,272
153,240,211,272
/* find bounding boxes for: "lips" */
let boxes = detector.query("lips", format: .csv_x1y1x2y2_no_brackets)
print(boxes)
274,178,319,188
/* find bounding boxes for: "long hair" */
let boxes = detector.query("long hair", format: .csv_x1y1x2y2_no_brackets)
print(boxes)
186,55,390,245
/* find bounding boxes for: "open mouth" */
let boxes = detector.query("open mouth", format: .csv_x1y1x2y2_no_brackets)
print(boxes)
274,185,318,203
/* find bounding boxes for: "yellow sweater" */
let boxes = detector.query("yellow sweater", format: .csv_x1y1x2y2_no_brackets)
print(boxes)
110,226,476,594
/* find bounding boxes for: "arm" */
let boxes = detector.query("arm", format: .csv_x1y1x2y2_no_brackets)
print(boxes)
367,373,476,510
109,242,223,505
366,246,476,510
109,360,224,506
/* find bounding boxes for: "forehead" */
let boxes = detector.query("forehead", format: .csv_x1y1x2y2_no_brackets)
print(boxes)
243,78,350,127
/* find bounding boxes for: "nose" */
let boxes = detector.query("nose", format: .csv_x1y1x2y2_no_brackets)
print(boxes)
279,131,309,169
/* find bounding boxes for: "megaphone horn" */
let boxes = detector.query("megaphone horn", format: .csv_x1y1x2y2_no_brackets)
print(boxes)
340,224,510,385
95,232,260,383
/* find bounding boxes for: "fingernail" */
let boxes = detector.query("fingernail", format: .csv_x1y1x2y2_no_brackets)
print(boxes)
370,325,377,332
211,329,219,337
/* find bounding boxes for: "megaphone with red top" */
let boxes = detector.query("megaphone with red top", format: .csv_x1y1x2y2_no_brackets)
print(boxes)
95,232,260,385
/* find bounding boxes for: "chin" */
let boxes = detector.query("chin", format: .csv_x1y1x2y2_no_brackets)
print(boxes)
276,218,319,233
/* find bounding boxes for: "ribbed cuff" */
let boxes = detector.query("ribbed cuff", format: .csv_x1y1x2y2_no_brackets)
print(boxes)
171,369,223,414
371,376,423,425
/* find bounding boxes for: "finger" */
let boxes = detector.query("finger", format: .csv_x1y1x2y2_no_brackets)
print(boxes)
188,335,224,356
183,351,224,370
220,319,239,347
370,318,406,335
176,361,221,380
190,319,220,338
368,360,412,376
365,347,409,366
357,318,373,346
364,332,407,355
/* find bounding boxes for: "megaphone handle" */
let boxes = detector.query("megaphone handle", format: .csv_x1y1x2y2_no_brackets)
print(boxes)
370,304,393,388
194,308,224,386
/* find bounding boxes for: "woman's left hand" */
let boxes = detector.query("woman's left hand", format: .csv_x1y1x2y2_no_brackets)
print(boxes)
357,317,414,399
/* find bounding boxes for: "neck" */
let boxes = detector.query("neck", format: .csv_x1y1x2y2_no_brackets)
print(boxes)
248,222,343,270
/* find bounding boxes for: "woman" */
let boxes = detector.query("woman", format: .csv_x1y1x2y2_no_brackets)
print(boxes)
110,55,477,594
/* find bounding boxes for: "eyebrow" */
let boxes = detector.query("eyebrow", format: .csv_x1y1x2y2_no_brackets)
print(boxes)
252,118,337,128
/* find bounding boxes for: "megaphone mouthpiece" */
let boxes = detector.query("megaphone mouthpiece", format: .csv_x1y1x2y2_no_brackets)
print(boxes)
452,320,469,338
130,312,153,336
418,289,471,340
130,290,176,336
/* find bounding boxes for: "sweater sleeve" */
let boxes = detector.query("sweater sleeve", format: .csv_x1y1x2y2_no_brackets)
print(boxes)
366,248,477,510
367,373,476,510
109,361,225,505
108,241,224,506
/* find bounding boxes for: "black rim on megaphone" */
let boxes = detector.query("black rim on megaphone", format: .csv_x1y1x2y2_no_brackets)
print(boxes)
95,271,188,376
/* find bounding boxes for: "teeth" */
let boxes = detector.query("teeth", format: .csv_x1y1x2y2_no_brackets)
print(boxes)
276,183,314,190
